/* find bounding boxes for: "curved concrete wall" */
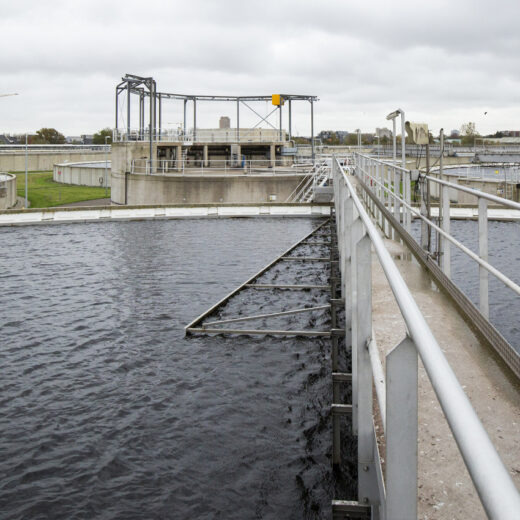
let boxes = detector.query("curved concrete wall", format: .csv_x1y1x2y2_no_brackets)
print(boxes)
111,171,305,205
0,173,17,209
53,162,111,187
0,151,107,172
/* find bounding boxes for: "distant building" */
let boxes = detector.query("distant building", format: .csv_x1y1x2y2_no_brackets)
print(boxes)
81,134,94,144
219,117,230,129
500,130,520,137
66,136,83,144
450,129,460,138
376,127,392,139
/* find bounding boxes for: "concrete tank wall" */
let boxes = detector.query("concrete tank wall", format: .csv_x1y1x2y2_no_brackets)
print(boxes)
111,171,306,205
53,162,111,187
0,151,107,172
0,173,17,209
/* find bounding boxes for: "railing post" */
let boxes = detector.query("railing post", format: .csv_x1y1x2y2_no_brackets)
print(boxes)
404,171,411,232
420,176,428,250
386,336,418,520
478,197,489,318
353,228,378,507
441,184,451,278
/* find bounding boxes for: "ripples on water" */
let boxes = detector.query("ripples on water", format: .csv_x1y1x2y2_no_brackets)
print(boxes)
411,220,520,351
0,218,340,519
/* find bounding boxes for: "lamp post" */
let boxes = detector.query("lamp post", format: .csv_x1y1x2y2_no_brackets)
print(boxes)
104,135,110,198
386,108,406,168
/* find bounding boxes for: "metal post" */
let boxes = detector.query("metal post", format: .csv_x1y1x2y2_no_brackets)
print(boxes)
158,94,162,140
311,99,315,163
183,99,187,138
115,86,119,133
386,336,418,520
400,110,406,169
126,81,131,137
420,177,428,250
104,135,109,197
279,104,283,142
193,98,197,141
441,184,451,278
355,234,377,506
139,91,144,139
149,80,154,173
288,99,292,139
392,118,397,164
236,98,240,142
24,134,28,207
478,197,489,318
405,170,411,232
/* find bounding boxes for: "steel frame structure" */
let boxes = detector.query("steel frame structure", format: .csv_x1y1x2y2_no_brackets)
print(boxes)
115,73,319,161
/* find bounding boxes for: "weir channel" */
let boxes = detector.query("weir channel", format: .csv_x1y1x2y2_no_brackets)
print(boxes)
186,218,362,516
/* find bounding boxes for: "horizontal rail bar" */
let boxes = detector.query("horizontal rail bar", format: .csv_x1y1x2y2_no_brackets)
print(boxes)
331,404,353,415
187,328,330,337
363,167,520,297
337,157,520,518
203,304,329,326
356,152,520,210
332,372,352,382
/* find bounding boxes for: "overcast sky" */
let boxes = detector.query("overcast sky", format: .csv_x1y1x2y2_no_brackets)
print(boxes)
1,0,519,137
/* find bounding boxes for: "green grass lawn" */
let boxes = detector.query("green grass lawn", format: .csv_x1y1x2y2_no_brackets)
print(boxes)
13,171,110,208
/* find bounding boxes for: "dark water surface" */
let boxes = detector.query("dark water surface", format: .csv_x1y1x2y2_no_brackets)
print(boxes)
411,219,520,351
0,218,336,519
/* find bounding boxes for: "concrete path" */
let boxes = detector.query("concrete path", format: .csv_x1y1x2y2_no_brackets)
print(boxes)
371,238,520,519
53,198,111,207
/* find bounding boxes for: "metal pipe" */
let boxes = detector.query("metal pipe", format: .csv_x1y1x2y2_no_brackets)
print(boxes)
236,98,240,142
183,99,187,137
311,99,315,163
288,99,292,139
193,98,197,141
336,158,520,518
279,104,283,142
126,82,131,136
158,93,162,139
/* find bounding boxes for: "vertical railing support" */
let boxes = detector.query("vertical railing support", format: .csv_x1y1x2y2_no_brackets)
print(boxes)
420,177,428,250
478,197,489,318
404,171,411,232
441,184,451,278
386,336,418,520
355,234,379,508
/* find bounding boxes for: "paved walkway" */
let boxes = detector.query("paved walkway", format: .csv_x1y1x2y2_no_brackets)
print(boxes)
371,238,520,519
53,198,111,207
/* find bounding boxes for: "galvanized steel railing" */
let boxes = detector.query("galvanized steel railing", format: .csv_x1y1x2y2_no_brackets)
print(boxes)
130,158,302,175
353,153,520,315
332,157,520,519
113,128,287,143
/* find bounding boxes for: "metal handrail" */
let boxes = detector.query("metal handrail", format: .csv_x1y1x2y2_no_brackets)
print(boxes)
359,162,520,297
130,158,302,175
334,156,520,518
356,152,520,210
